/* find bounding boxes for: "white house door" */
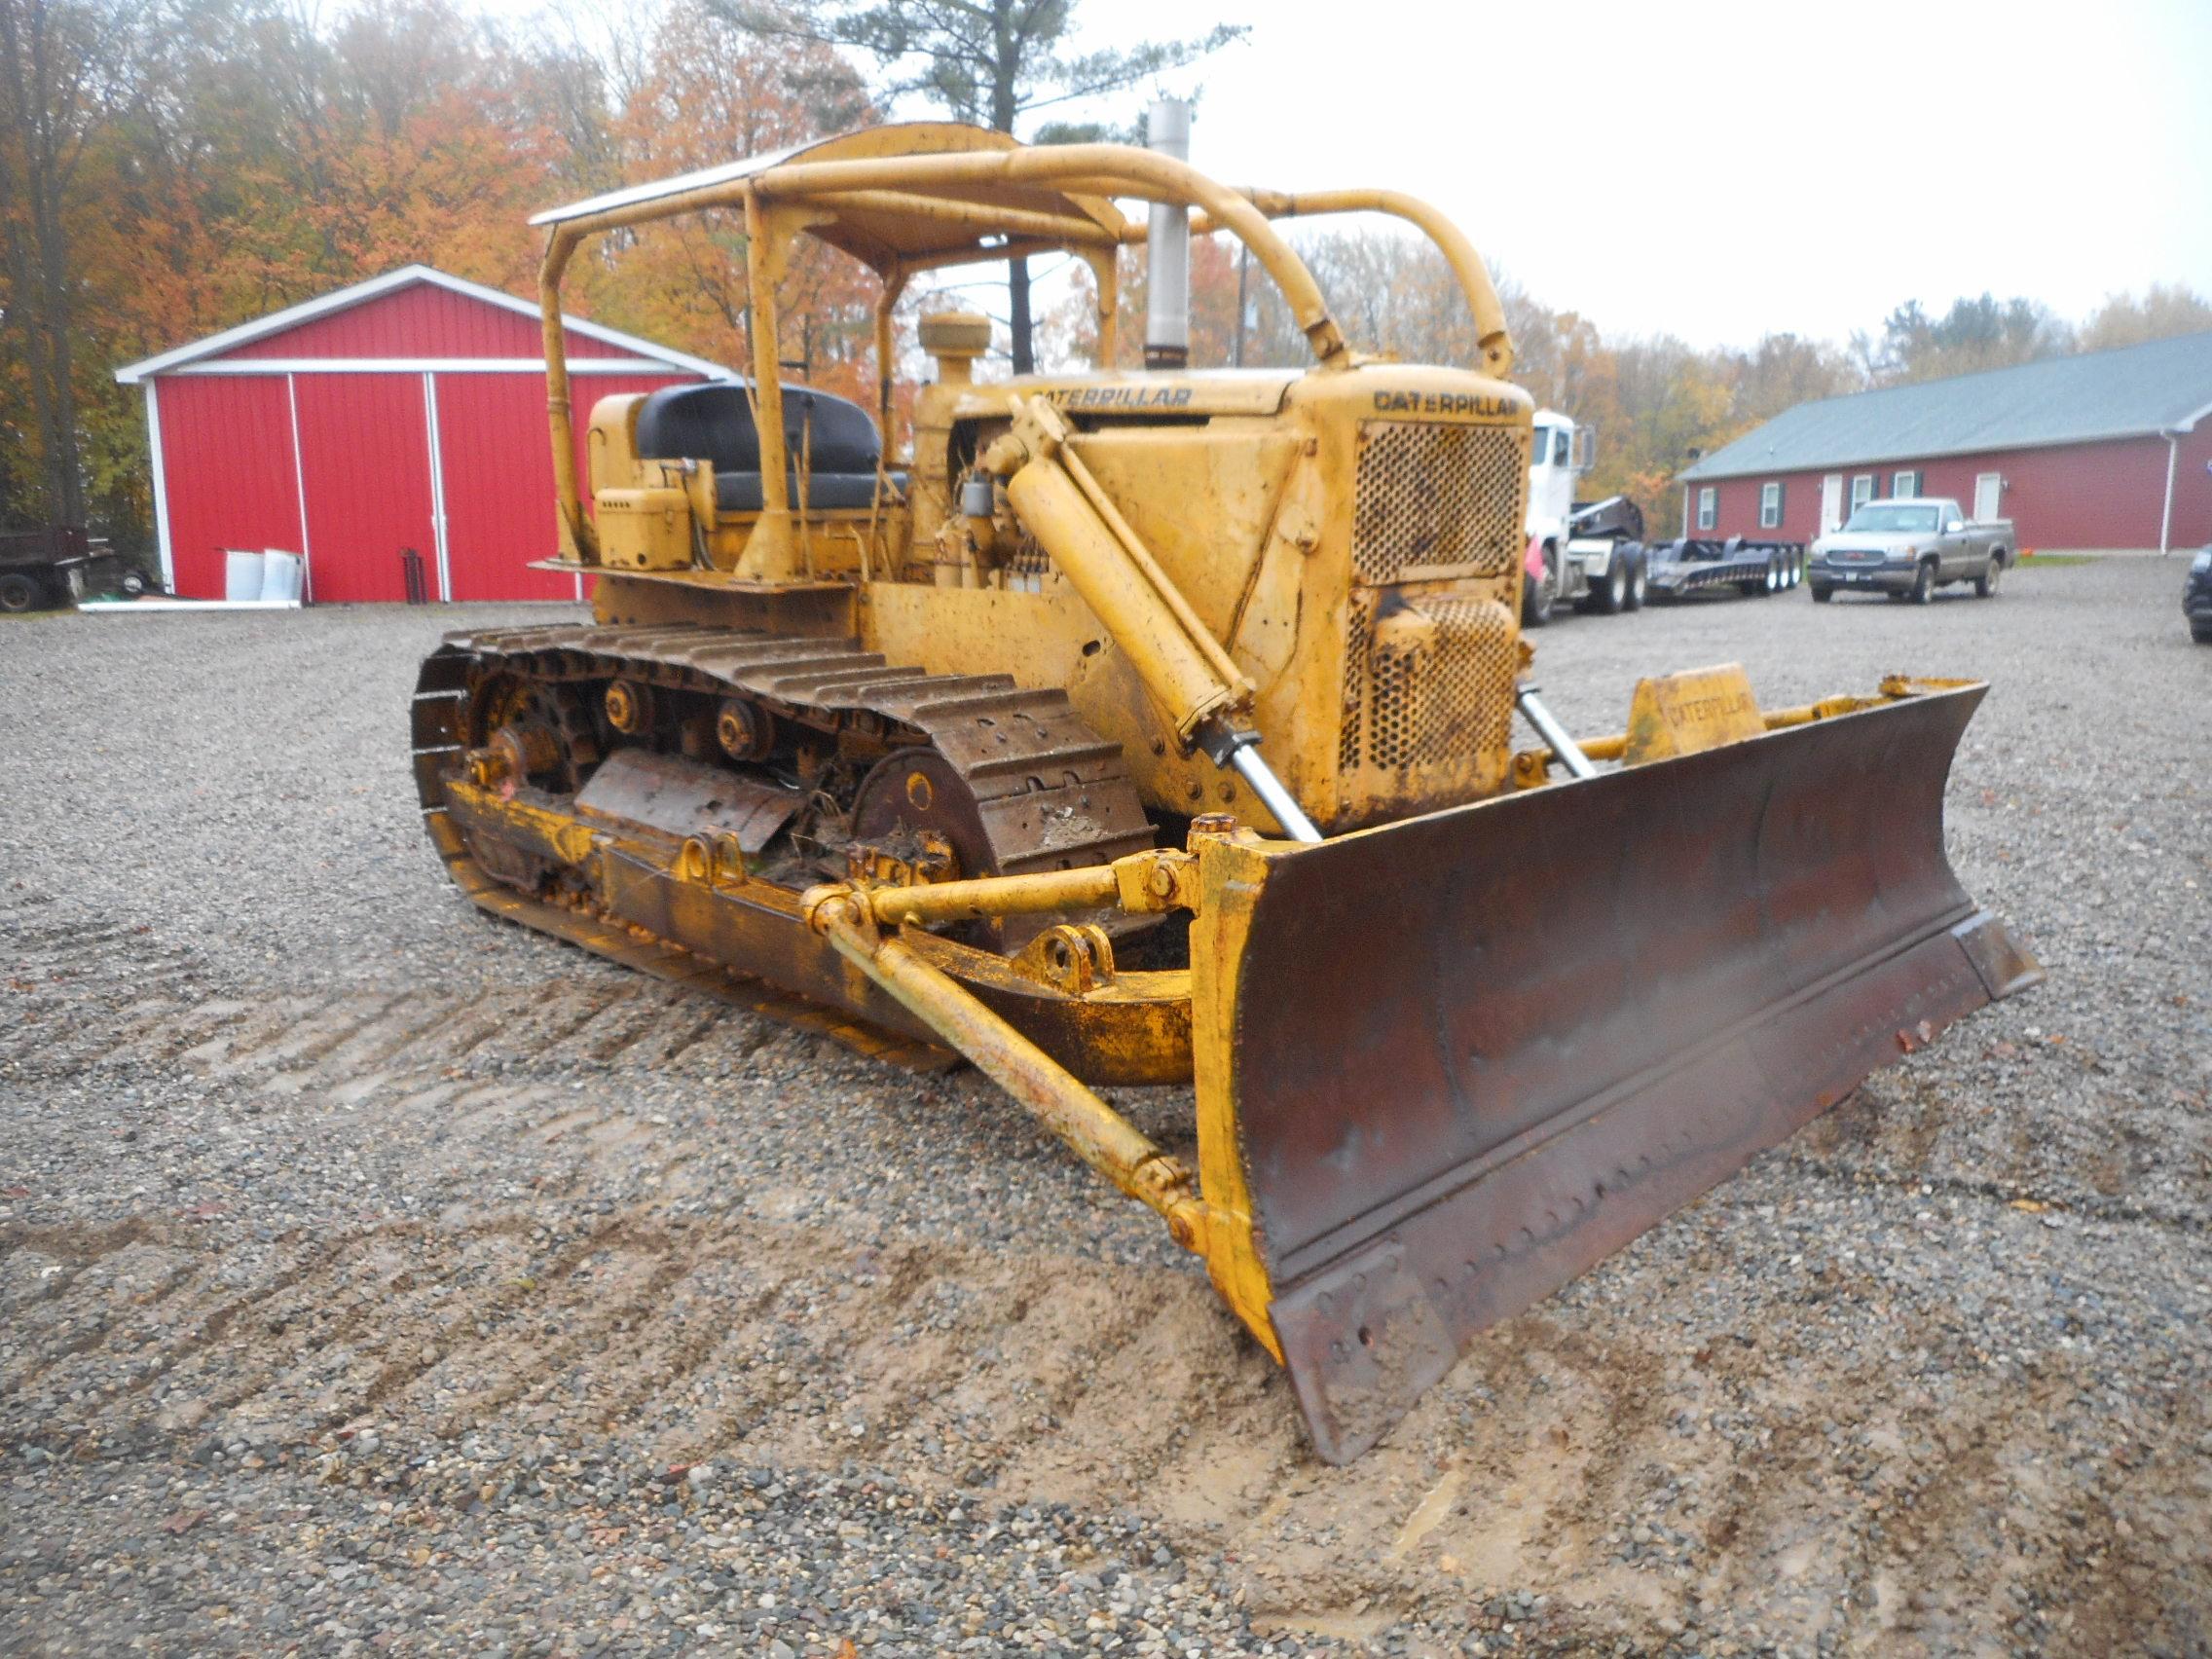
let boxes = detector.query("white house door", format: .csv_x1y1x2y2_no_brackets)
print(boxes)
1821,473,1843,533
1974,472,2003,521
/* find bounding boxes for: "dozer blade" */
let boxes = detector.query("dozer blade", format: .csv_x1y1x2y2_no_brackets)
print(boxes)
1212,682,2040,1463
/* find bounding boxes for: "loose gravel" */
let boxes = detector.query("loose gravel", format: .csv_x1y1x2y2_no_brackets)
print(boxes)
1,557,2206,1657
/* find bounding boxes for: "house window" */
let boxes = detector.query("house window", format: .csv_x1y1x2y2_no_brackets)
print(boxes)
1851,475,1874,512
1759,481,1784,529
1894,469,1919,498
1697,487,1716,531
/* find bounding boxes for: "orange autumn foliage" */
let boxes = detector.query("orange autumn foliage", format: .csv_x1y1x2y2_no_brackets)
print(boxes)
571,7,885,413
1,0,909,538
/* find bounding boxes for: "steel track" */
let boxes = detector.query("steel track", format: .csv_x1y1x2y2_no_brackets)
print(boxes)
409,622,1161,1069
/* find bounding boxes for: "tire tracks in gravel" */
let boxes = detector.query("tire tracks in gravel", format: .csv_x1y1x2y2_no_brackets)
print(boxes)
3,900,1309,1542
7,866,2209,1655
0,1205,1289,1515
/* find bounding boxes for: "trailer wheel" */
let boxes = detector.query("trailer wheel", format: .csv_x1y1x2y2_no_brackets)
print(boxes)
1974,554,2004,598
119,570,147,598
0,571,41,613
1623,558,1647,611
1910,560,1936,605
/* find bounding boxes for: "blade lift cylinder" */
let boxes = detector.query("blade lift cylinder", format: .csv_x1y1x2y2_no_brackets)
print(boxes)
1515,684,1599,779
981,396,1321,841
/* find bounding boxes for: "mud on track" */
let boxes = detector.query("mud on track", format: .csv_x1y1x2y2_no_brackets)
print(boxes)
2,566,2209,1656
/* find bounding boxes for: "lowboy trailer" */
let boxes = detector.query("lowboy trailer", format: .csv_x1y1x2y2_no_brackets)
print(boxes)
1645,535,1807,601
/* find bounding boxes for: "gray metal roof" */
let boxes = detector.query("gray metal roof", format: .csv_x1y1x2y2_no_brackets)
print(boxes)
1678,330,2212,481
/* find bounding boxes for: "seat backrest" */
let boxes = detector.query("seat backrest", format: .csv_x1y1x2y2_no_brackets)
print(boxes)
633,382,879,477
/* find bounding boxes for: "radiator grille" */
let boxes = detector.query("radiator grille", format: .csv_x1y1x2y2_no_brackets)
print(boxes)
1406,596,1518,765
1344,594,1517,774
1370,630,1420,768
1339,592,1374,772
1351,422,1528,583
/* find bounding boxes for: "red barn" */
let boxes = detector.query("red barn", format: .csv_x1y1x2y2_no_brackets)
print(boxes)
1677,331,2212,553
117,265,732,602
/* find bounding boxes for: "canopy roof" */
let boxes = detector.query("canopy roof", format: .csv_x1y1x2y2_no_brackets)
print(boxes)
533,123,1129,271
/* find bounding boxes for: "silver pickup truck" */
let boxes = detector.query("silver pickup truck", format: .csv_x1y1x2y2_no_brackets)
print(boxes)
1808,498,2014,604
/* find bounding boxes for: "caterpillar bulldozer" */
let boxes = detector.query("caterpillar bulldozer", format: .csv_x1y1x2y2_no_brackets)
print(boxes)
408,120,2040,1463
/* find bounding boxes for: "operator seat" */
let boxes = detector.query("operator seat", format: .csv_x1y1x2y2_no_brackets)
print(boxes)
634,382,899,513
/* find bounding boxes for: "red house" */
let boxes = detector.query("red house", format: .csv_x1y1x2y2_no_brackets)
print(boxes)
1677,332,2212,553
116,265,732,602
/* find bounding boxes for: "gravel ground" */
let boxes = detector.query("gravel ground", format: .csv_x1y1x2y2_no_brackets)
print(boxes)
2,558,2207,1658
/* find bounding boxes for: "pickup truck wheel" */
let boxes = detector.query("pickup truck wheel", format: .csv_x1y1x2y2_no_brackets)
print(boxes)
1974,555,2004,598
1910,560,1936,605
0,571,41,612
1811,583,1834,603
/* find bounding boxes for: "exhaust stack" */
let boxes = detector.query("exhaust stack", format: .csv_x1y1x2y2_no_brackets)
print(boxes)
1144,98,1191,370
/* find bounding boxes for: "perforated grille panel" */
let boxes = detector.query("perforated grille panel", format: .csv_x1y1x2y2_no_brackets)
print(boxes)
1351,422,1528,583
1339,594,1518,784
1370,632,1420,768
1339,592,1375,772
1402,596,1518,765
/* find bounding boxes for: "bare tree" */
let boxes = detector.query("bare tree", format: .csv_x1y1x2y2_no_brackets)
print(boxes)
715,0,1244,372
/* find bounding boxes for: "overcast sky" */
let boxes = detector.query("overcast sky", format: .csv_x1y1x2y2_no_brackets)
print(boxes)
506,0,2212,351
1043,0,2212,348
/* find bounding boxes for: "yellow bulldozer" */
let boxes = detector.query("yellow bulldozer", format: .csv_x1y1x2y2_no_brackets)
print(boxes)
409,121,2039,1462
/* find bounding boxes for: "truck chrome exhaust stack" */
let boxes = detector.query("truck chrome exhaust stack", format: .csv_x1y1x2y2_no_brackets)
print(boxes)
1144,98,1192,370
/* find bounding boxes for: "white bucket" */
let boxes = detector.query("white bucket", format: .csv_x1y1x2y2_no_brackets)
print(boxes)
261,549,304,603
224,549,267,601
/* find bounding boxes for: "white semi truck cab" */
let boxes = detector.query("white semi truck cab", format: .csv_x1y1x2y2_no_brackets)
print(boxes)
1526,409,1591,543
1522,410,1645,624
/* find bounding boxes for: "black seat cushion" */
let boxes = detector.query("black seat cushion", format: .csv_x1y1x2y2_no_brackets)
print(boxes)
635,382,881,488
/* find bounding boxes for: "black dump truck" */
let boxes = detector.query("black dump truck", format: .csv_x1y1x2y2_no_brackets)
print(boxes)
0,528,148,611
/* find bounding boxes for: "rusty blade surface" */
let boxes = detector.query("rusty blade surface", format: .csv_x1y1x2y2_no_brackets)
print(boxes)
1229,683,2040,1463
